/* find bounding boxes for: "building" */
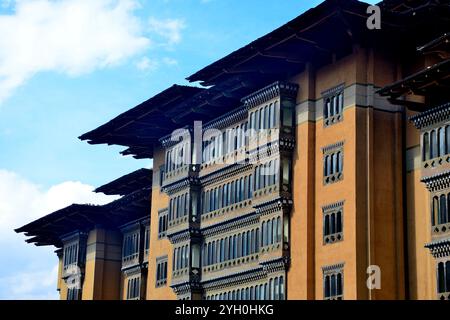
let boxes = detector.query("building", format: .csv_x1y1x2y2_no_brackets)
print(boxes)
15,0,450,300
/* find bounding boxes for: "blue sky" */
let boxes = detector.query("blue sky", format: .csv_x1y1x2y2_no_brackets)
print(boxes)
0,0,376,299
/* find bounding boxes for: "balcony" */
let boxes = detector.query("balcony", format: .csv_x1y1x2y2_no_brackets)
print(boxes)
163,164,199,187
167,214,190,236
201,252,260,282
122,253,139,270
200,198,254,228
252,184,281,207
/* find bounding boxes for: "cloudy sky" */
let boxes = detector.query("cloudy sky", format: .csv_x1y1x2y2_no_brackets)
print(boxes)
0,0,377,299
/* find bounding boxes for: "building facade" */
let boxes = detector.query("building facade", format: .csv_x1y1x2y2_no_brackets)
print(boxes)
16,0,450,300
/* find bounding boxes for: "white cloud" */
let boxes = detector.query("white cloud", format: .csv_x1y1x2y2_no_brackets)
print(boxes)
135,56,158,71
148,16,185,46
0,0,185,105
0,169,118,299
0,264,59,299
0,170,116,235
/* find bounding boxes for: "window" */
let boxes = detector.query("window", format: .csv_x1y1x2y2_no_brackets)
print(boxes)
255,159,279,191
323,202,344,244
323,264,344,300
67,288,80,301
159,165,165,186
63,242,79,270
122,232,139,263
169,193,189,221
437,260,450,299
126,277,141,300
144,226,150,256
323,142,344,185
156,256,168,287
158,208,168,239
323,85,344,127
173,245,190,272
431,193,450,234
423,125,450,164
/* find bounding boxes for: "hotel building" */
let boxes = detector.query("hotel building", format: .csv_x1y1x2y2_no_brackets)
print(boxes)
16,0,450,300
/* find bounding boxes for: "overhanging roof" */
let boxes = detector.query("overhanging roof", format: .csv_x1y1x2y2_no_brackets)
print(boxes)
15,187,151,247
186,0,399,86
79,85,204,158
377,59,450,98
95,168,152,196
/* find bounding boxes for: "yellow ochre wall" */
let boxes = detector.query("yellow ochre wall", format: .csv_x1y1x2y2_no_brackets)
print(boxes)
146,147,177,300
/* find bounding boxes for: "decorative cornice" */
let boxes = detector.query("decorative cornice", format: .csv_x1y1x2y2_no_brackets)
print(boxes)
201,212,259,238
203,105,248,132
322,200,345,212
201,267,265,291
159,126,192,148
260,257,289,274
322,262,345,273
168,227,202,244
421,170,450,192
322,141,344,154
200,163,253,187
322,83,345,98
162,176,200,195
255,198,288,216
410,102,450,130
241,81,299,109
425,238,450,258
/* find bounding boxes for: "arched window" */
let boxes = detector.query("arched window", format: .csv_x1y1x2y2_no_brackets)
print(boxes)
255,228,260,252
324,275,331,299
272,218,277,244
218,186,223,209
269,279,274,300
270,103,275,128
206,242,212,266
240,178,244,202
236,178,241,203
262,221,267,246
247,231,251,255
330,274,336,297
439,127,446,157
446,126,450,155
249,174,254,198
264,105,269,129
431,130,438,159
244,176,248,200
423,132,430,161
250,229,255,254
267,219,272,245
277,216,282,242
173,248,177,270
224,237,229,261
336,211,342,233
330,213,336,234
242,232,247,256
440,194,447,225
336,273,342,296
438,262,445,293
230,181,235,204
446,261,450,293
250,112,255,132
255,110,260,131
260,107,265,130
324,98,330,118
255,167,260,190
220,239,224,263
237,233,242,258
279,276,284,300
233,235,238,259
224,184,228,207
274,277,279,300
338,93,344,114
433,196,439,226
